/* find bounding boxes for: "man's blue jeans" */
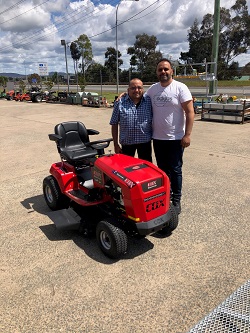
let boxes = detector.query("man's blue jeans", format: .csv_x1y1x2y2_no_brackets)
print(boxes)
153,139,184,202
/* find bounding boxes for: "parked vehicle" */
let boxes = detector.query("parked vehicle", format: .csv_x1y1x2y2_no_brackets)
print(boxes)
6,90,17,100
14,92,31,102
57,91,68,102
30,89,59,103
45,91,59,102
30,89,46,103
43,121,179,259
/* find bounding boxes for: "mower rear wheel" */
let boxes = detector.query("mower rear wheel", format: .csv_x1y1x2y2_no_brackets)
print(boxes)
157,203,179,235
43,176,70,210
96,219,128,259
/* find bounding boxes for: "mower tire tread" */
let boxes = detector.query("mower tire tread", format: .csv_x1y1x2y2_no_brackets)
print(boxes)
96,219,128,259
157,203,179,235
43,175,70,210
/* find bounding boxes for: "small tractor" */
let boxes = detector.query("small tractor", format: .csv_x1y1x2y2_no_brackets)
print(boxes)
43,121,178,259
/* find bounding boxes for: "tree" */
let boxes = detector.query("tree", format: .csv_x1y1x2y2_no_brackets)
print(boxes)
51,72,58,84
28,73,42,89
129,55,137,74
180,14,218,74
44,78,54,91
18,80,26,92
241,62,250,75
224,0,250,65
180,0,250,80
0,76,8,91
127,33,162,80
104,47,123,82
70,41,81,88
78,73,85,92
86,62,109,83
76,34,93,79
143,52,163,81
119,69,131,83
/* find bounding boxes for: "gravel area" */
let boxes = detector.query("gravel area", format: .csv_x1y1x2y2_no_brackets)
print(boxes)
0,99,249,333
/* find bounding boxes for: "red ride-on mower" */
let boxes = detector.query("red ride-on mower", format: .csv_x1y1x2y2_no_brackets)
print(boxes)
43,121,178,259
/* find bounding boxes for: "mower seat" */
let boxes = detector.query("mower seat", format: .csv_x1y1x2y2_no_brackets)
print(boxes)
49,121,98,164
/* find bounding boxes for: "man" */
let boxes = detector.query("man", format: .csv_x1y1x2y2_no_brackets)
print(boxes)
110,78,153,162
146,58,195,214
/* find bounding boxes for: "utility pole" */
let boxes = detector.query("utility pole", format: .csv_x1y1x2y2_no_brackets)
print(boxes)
209,0,220,95
61,40,70,93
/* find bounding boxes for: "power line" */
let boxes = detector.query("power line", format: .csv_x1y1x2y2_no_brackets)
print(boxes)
89,0,168,39
0,0,118,52
0,0,165,56
124,0,169,24
0,0,27,16
0,0,51,25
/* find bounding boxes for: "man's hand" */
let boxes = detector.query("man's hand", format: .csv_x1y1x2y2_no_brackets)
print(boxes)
181,99,194,149
116,92,127,101
181,134,191,148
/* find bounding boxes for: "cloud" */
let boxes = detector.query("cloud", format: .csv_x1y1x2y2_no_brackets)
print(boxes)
0,2,51,33
0,0,249,75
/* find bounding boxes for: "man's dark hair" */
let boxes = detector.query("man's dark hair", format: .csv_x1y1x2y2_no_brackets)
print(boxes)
156,58,173,68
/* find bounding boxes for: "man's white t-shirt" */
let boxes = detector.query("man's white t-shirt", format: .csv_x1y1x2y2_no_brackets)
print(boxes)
146,80,192,140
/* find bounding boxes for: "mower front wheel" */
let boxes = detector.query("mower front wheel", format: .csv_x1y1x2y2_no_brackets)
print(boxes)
157,203,179,236
43,176,70,210
96,219,128,259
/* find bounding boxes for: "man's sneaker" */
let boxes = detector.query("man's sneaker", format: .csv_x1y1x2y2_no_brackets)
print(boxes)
173,201,181,214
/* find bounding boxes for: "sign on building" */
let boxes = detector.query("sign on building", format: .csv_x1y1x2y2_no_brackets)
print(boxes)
38,63,48,76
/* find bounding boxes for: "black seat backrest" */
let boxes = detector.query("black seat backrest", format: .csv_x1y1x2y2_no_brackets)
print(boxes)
55,121,90,149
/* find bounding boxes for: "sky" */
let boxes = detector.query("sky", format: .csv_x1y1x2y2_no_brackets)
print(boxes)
0,0,249,75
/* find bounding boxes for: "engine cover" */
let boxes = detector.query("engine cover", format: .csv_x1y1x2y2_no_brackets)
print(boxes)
93,154,171,223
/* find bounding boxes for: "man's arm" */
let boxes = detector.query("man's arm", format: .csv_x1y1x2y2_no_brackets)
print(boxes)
181,100,195,148
111,124,122,154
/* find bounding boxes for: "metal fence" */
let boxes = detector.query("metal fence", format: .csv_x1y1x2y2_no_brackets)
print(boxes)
188,86,250,98
187,280,250,333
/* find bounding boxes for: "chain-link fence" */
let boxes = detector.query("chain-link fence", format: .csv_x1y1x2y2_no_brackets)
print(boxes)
187,280,250,333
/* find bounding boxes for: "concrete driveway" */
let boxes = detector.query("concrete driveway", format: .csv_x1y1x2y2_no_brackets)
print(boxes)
0,99,249,333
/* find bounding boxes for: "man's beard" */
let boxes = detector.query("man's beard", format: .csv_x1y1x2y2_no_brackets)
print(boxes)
159,74,171,82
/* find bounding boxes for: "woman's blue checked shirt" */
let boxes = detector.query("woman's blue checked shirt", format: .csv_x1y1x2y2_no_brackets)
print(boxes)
110,94,153,145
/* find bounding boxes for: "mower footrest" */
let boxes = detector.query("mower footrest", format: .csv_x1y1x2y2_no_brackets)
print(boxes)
47,208,81,230
68,189,89,201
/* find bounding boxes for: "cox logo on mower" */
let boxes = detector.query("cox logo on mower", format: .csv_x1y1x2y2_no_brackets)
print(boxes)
146,199,165,212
